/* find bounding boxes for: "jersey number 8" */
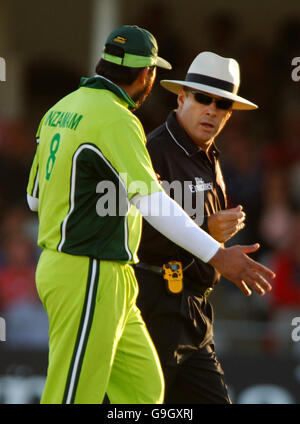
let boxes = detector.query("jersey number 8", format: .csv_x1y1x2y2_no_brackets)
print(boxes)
46,133,61,180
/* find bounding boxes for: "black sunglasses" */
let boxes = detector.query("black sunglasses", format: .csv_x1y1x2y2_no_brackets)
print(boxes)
189,90,234,111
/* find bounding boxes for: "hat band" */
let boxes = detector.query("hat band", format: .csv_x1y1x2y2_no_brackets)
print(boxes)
102,52,156,68
185,73,238,94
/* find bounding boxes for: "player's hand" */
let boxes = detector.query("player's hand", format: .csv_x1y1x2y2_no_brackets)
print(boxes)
208,243,275,296
207,205,246,243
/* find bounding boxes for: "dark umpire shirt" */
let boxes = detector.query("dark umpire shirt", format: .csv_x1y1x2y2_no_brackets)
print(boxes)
135,110,228,368
138,110,227,291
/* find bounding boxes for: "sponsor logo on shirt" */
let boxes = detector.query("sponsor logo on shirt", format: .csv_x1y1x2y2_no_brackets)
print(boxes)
188,177,213,193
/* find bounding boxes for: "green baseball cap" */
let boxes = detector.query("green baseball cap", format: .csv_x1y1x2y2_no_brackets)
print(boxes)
101,25,172,70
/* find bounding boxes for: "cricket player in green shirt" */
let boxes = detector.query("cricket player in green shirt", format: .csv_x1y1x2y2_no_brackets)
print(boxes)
27,25,275,404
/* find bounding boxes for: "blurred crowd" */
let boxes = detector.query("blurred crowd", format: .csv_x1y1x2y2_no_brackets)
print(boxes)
0,8,299,353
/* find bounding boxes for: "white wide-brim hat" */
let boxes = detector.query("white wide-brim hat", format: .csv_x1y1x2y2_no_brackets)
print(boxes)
160,51,258,110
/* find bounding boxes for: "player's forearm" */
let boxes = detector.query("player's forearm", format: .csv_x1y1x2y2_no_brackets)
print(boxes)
131,191,220,263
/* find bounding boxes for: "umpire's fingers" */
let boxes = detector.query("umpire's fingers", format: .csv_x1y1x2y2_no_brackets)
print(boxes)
221,211,246,222
221,223,245,240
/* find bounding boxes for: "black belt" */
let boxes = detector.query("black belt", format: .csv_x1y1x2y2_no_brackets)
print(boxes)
134,262,213,297
135,262,164,275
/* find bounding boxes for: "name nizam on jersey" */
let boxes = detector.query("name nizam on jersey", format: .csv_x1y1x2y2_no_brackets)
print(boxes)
44,110,83,131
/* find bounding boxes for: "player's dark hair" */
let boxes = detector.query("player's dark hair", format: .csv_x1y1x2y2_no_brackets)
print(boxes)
95,44,145,85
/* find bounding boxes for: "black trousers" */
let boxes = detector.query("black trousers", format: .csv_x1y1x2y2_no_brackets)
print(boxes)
162,344,231,404
134,267,231,404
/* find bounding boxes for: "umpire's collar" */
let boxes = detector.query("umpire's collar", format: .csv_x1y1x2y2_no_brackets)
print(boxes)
165,110,220,158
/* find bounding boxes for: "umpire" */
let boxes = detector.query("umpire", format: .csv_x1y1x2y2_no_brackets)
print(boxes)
135,52,259,403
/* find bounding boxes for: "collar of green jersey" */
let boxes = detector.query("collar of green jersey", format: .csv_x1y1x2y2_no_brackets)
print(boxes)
79,75,136,109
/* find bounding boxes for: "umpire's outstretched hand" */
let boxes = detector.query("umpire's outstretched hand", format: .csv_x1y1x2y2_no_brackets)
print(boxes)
209,243,275,296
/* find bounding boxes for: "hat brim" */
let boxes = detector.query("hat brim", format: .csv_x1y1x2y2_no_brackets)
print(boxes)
160,80,258,110
156,57,172,70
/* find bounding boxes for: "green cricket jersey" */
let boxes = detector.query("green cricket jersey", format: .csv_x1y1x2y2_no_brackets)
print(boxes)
27,76,162,263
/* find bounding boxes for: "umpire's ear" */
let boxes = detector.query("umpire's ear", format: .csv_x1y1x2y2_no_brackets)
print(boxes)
177,88,188,110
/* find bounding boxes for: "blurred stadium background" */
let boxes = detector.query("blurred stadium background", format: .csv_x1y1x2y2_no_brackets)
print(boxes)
0,0,299,404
